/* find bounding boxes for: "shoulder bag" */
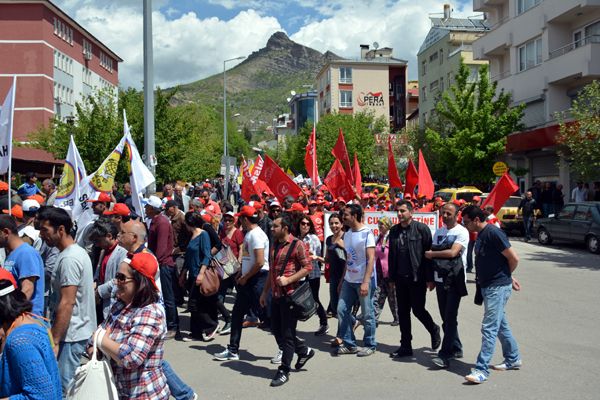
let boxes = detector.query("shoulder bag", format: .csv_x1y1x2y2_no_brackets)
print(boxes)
200,260,221,296
278,239,317,322
65,329,119,400
214,244,241,277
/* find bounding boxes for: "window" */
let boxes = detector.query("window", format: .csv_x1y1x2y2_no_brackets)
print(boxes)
422,60,427,76
430,80,439,92
339,67,352,83
585,20,600,39
100,52,114,73
339,90,352,108
447,72,452,86
518,37,542,72
429,52,438,63
422,86,427,101
517,0,541,15
558,205,576,219
440,77,444,92
83,39,93,60
574,205,591,221
53,50,73,75
82,67,92,86
53,17,73,45
439,49,444,65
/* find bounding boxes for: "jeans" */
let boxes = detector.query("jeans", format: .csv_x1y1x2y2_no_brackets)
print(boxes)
271,297,309,373
228,271,267,353
160,265,180,332
435,282,463,359
309,277,328,326
337,278,377,349
523,215,533,239
395,276,437,349
475,283,520,375
163,360,194,400
217,275,235,324
57,339,87,394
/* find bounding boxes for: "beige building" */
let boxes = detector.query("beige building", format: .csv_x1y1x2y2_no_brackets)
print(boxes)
417,5,489,128
316,45,407,132
473,0,600,190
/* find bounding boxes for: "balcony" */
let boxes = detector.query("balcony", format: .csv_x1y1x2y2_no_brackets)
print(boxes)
546,35,600,84
473,0,505,12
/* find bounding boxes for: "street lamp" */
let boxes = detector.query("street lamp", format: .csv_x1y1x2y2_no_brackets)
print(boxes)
223,55,245,202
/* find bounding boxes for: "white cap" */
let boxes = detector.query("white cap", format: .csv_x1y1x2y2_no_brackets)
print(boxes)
19,225,40,241
269,200,281,208
22,199,41,212
143,195,162,209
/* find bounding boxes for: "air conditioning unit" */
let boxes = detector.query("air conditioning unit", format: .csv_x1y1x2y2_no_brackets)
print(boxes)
84,51,92,60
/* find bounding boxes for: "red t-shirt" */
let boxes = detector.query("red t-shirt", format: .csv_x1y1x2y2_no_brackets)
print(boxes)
310,212,324,242
219,228,244,259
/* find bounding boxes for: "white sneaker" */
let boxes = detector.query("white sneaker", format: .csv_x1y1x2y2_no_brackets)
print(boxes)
492,359,522,371
203,325,220,342
213,349,239,361
271,349,283,365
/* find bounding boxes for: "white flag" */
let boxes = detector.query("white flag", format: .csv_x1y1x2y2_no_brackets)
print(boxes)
55,135,87,210
0,77,16,175
123,110,154,219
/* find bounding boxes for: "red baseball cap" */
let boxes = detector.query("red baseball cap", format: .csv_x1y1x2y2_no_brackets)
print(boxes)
104,203,130,217
247,200,263,210
0,181,8,191
122,252,158,290
0,267,17,289
87,192,112,203
336,197,346,204
200,210,215,223
28,194,45,205
3,204,23,219
236,205,258,218
286,202,305,212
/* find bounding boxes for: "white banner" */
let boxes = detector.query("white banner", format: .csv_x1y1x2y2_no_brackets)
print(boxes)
323,211,439,239
55,135,87,210
124,110,154,219
0,77,16,175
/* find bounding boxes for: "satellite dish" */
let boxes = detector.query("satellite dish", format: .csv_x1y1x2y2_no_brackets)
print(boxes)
373,41,379,50
290,90,296,96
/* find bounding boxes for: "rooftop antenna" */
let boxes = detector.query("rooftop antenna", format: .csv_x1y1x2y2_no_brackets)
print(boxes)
372,41,379,50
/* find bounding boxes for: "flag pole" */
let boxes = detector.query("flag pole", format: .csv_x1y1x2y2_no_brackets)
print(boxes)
7,76,16,215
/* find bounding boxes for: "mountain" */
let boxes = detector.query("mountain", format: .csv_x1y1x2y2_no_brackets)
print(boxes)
169,32,340,132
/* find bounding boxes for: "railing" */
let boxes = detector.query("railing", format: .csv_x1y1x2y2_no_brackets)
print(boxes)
488,15,510,31
491,70,511,81
549,35,600,59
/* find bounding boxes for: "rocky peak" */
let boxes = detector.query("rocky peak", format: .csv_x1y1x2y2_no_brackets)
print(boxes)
266,31,294,50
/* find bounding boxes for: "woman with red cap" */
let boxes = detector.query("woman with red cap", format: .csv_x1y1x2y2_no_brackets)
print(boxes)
89,252,170,399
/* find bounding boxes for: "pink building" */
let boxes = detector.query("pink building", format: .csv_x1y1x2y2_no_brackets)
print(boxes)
0,0,122,176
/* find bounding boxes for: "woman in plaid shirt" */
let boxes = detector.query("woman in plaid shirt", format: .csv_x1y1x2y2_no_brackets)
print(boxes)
89,252,170,399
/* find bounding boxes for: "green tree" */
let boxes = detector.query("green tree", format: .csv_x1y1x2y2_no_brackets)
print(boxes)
280,112,385,178
556,80,600,181
425,60,524,185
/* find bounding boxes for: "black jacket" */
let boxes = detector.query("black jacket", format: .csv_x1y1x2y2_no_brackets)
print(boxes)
388,220,433,282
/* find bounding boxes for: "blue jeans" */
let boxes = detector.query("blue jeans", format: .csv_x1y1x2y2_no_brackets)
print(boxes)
337,278,377,349
523,215,533,239
475,284,520,375
57,339,87,394
163,360,194,400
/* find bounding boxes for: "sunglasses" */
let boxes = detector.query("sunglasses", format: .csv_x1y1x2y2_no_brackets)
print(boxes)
300,221,310,226
115,273,134,283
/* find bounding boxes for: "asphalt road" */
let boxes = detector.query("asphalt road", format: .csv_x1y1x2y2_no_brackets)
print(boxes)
164,238,600,400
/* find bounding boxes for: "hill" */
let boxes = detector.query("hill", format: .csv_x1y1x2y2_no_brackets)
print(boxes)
169,32,339,132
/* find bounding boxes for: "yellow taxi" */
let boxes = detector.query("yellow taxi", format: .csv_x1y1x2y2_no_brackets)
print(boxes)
363,183,390,198
434,186,483,203
480,195,542,233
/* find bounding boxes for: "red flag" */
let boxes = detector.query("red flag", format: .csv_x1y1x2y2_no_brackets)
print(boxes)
331,128,354,182
258,154,302,202
417,150,434,199
353,153,362,197
251,155,264,184
253,178,275,197
404,159,418,197
304,126,321,186
324,159,355,202
482,172,519,214
387,136,403,189
241,156,259,202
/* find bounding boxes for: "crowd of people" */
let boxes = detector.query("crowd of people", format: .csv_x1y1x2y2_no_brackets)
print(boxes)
0,172,526,398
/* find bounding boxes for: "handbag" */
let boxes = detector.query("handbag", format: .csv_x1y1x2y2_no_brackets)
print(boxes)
215,244,241,277
200,261,221,296
65,330,119,400
278,239,317,322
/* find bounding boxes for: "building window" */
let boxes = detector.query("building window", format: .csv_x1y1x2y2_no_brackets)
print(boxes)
517,0,541,15
53,17,73,45
518,37,542,72
440,77,444,92
83,39,93,60
100,52,114,73
429,52,438,63
54,50,73,75
82,67,93,86
339,90,352,108
422,60,427,75
326,69,331,84
339,67,352,84
430,80,439,92
447,72,452,86
439,49,444,65
422,86,427,101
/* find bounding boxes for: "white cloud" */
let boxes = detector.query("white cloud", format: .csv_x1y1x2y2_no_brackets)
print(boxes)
54,1,282,88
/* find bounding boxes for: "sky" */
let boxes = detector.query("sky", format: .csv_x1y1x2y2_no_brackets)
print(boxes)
53,0,476,89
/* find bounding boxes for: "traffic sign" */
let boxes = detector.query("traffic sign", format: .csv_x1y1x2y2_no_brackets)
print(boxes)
493,161,508,176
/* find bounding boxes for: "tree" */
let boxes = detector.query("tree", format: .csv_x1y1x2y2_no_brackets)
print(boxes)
425,60,524,185
280,112,386,178
556,80,600,182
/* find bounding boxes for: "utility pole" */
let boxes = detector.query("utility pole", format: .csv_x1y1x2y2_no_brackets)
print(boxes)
143,0,156,194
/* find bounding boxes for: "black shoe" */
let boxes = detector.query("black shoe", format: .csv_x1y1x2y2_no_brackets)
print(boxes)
390,320,399,326
295,347,315,370
453,350,463,359
431,325,441,350
432,356,450,369
270,370,289,387
314,325,329,336
390,347,413,358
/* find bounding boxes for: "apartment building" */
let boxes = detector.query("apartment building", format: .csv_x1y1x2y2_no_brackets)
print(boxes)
473,0,600,189
315,45,407,132
0,0,121,174
418,4,489,128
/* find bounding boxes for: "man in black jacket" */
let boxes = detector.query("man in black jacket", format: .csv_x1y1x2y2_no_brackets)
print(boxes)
517,191,536,242
388,200,440,358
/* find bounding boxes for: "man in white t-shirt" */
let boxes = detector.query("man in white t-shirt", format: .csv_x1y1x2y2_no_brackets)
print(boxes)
425,202,469,369
335,204,377,357
214,205,270,361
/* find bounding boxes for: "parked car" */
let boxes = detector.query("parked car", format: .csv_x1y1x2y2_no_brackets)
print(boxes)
535,202,600,254
480,195,543,234
434,186,482,203
363,183,390,198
